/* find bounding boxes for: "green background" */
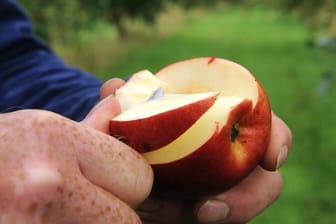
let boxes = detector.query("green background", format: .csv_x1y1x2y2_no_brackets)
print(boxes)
23,2,336,223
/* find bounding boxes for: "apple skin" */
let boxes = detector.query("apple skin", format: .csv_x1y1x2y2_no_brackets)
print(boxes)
152,88,270,196
110,57,272,197
110,94,217,153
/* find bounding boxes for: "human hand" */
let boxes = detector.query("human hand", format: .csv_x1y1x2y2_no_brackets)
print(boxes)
137,114,292,224
101,78,292,224
0,98,153,223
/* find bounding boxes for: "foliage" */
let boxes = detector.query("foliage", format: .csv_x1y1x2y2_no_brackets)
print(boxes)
250,0,336,33
96,7,336,223
28,3,336,223
19,0,226,41
278,0,330,11
19,0,336,41
18,0,97,42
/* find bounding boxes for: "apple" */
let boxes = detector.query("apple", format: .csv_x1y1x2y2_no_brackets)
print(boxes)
110,57,272,196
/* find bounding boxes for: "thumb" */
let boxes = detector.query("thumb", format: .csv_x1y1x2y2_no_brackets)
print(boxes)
82,95,121,133
80,96,154,207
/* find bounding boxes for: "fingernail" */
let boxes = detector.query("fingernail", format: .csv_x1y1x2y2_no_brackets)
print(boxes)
276,145,288,169
84,95,114,118
197,199,230,223
95,94,114,108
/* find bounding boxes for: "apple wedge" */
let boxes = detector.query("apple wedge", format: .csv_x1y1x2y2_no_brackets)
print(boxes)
110,92,218,153
115,70,167,112
110,57,272,196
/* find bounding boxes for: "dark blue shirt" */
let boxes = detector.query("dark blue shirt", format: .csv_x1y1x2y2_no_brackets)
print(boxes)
0,0,103,121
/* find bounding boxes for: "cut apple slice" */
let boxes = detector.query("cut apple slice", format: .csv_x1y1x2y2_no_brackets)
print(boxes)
115,70,167,112
142,96,247,164
110,92,219,153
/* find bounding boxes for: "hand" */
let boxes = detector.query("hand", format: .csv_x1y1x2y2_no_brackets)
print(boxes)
195,114,292,224
0,96,153,223
101,78,292,224
137,114,292,224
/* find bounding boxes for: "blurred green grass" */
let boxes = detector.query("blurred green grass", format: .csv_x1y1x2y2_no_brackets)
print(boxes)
56,5,336,224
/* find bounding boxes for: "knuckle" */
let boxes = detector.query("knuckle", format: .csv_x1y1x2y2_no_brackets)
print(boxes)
28,110,63,128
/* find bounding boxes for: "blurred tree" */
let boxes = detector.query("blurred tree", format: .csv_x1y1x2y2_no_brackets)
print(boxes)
102,0,224,38
103,0,167,38
280,0,336,34
19,0,336,41
19,0,97,42
19,0,227,41
247,0,336,35
280,0,325,11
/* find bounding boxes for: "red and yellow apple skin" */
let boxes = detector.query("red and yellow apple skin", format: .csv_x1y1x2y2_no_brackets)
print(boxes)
110,57,272,197
152,86,270,196
110,93,218,153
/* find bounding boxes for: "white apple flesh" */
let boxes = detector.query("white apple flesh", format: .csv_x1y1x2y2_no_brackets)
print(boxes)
110,57,272,196
115,70,167,112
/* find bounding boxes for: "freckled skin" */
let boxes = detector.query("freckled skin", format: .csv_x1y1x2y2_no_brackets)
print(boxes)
0,109,153,224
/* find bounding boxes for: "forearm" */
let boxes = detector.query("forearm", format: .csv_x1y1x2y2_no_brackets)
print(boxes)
0,0,102,121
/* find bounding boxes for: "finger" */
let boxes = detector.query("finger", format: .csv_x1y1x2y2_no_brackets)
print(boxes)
82,91,153,206
64,179,141,223
7,161,141,224
23,111,153,208
57,175,141,224
196,167,282,224
33,110,153,208
100,78,125,100
47,170,142,223
73,123,153,207
261,113,292,171
82,95,121,133
138,197,195,224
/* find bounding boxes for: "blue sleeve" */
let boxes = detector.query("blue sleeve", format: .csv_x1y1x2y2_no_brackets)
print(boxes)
0,0,103,121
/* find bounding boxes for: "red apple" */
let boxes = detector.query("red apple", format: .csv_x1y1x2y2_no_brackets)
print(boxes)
110,57,272,196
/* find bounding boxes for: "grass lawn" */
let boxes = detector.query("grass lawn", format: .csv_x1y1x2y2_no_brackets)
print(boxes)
57,4,336,224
